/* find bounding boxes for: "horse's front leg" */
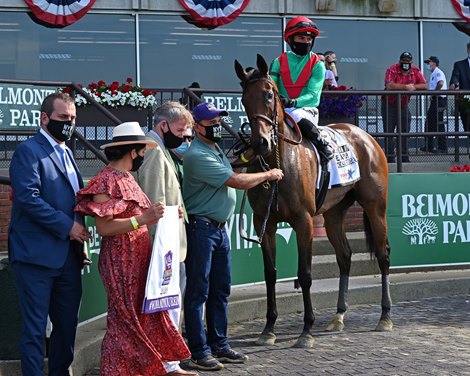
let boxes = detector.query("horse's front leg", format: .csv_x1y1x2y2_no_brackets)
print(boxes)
254,219,278,346
291,216,315,348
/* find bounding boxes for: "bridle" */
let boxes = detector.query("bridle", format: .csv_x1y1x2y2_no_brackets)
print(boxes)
238,75,303,244
242,76,303,146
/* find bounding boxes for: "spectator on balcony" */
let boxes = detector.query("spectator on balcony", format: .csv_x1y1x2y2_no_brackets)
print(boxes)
449,42,470,133
318,53,337,89
421,56,448,154
381,51,428,163
324,50,339,82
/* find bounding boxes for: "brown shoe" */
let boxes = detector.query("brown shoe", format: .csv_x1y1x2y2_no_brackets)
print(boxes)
164,369,199,376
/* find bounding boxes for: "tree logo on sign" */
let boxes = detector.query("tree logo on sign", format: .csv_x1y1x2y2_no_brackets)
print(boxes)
402,218,438,246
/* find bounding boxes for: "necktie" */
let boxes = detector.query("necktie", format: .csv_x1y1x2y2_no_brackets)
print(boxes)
55,145,80,193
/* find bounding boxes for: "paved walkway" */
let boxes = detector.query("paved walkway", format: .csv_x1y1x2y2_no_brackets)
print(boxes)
86,294,470,375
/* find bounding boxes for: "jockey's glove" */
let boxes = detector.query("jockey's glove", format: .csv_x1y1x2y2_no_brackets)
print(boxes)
280,96,296,108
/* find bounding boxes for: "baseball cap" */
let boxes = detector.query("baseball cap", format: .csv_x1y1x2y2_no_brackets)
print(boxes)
424,56,439,66
400,52,413,61
192,102,228,123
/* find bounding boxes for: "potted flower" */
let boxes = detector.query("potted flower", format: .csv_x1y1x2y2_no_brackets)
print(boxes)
450,165,470,172
62,78,157,127
318,85,364,125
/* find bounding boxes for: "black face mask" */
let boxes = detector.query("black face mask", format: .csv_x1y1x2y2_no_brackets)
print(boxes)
130,154,144,172
48,118,75,141
290,41,312,56
400,63,411,72
203,124,223,143
163,125,184,148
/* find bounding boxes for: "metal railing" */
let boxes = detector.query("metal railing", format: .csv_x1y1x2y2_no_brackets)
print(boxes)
1,78,470,180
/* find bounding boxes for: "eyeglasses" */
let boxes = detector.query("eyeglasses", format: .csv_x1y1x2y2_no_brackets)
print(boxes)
183,135,193,141
286,21,318,33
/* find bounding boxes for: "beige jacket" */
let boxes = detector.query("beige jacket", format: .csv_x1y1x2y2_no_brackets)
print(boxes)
136,131,187,261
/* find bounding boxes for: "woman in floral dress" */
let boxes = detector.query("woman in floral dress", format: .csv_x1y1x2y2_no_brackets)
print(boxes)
75,122,192,376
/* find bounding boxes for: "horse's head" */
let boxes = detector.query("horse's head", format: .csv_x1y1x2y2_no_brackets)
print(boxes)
235,54,282,156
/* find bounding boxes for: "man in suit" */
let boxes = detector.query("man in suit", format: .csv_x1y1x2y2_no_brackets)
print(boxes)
450,42,470,132
136,100,197,376
9,92,91,375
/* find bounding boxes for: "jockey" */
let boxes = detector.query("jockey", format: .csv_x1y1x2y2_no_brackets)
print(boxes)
270,16,334,160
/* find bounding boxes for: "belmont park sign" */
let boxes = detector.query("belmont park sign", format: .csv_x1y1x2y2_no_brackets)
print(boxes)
0,84,56,128
388,173,470,268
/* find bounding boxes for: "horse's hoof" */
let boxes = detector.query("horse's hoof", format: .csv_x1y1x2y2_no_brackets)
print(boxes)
255,332,276,346
293,334,315,348
375,318,393,332
325,315,345,332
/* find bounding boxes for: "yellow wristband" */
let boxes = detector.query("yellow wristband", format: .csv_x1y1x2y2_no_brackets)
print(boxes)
130,216,139,230
240,153,249,163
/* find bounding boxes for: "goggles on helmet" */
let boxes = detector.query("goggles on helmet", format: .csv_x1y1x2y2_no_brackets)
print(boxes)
286,21,317,34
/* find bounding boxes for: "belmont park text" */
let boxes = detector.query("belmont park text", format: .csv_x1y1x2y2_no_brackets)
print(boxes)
402,193,470,244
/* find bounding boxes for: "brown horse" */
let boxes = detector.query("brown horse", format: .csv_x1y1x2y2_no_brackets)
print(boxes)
234,54,392,348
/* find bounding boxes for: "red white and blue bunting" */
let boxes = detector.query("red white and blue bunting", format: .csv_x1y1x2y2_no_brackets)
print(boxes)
452,0,470,24
179,0,250,28
24,0,96,28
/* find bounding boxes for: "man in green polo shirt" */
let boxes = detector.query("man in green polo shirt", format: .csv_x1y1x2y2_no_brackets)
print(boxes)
183,102,283,372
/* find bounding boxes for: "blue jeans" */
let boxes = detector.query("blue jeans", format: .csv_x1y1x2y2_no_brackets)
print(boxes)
184,217,231,360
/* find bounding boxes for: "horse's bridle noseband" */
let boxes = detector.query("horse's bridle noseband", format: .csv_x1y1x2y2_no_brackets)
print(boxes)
242,76,303,146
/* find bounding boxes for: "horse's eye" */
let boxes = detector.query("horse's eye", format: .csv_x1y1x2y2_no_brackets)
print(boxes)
266,91,274,101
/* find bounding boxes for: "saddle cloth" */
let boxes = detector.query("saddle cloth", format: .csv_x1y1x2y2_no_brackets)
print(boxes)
317,127,361,189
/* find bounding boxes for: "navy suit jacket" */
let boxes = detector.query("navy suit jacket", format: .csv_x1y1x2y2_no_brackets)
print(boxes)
450,58,470,90
8,130,84,269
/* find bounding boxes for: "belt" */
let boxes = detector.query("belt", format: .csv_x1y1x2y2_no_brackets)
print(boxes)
189,215,226,229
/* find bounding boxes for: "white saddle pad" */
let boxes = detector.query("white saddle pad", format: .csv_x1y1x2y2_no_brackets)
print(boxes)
317,127,361,189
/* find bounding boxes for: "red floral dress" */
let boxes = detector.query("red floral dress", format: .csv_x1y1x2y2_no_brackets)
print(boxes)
75,166,190,376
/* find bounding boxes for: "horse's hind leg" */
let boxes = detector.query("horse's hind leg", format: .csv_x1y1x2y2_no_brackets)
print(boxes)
323,193,356,332
362,206,393,332
255,220,278,346
356,174,393,332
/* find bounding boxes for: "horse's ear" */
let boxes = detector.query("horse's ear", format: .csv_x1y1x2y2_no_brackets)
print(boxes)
235,60,248,82
256,54,269,76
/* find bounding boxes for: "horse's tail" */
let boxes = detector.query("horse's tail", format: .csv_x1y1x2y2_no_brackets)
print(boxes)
363,211,374,257
363,211,391,258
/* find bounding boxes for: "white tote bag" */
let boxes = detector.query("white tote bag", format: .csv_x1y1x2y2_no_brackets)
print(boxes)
142,205,180,314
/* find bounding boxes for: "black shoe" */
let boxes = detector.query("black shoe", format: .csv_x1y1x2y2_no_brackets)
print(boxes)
188,355,224,371
320,144,335,161
213,348,249,364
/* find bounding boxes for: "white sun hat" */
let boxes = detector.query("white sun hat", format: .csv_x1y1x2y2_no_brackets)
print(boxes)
100,122,157,149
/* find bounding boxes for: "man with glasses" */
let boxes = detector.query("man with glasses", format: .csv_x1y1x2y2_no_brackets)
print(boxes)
136,100,198,376
381,51,428,163
269,16,333,160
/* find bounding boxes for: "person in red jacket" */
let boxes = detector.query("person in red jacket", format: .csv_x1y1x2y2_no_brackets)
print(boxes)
381,52,428,163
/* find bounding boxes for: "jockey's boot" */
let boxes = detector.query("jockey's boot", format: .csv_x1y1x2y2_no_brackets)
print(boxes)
297,118,334,160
